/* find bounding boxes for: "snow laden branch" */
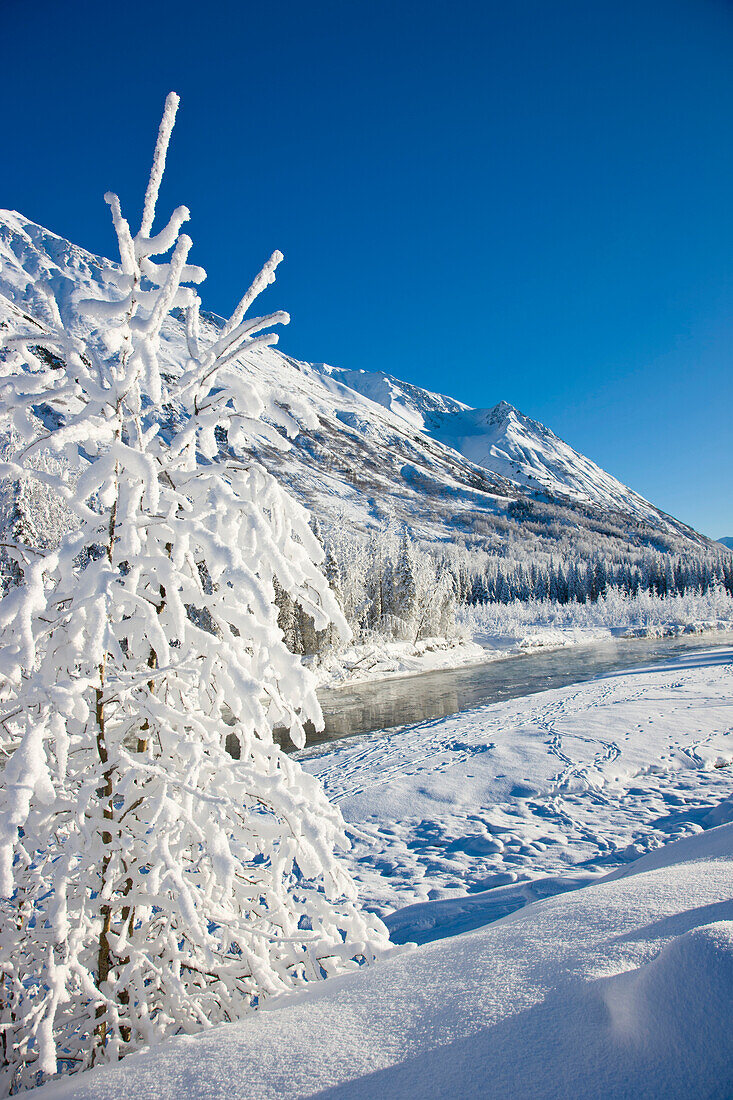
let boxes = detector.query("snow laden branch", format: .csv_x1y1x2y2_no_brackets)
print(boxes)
0,93,386,1095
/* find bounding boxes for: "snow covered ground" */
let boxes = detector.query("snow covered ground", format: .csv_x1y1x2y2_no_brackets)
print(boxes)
310,616,730,690
308,601,733,691
303,644,733,924
307,636,489,687
32,828,733,1099
307,629,611,693
29,644,733,1099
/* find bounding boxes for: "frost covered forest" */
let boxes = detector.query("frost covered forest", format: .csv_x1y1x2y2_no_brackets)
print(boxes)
273,517,733,655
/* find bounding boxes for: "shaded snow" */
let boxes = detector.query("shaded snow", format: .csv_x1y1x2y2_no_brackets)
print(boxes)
30,824,733,1099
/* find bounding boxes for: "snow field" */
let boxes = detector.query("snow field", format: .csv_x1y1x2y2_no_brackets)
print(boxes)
23,644,733,1099
303,645,733,928
31,824,733,1099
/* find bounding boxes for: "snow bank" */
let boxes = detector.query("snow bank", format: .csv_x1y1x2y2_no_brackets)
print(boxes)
31,824,733,1099
307,636,487,688
309,606,733,694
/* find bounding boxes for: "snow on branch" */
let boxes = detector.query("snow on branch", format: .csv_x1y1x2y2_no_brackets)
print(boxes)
140,91,180,238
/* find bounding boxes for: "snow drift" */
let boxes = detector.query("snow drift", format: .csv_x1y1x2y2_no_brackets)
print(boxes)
29,822,733,1099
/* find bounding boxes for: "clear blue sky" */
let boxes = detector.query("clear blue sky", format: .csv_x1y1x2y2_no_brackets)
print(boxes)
4,0,732,538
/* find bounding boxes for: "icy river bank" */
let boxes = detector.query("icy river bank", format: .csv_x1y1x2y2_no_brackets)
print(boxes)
310,630,733,748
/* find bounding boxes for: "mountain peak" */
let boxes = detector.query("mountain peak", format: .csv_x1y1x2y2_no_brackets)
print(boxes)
488,400,521,425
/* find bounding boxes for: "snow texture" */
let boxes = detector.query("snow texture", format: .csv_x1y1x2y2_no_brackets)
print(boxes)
27,826,733,1099
305,644,733,920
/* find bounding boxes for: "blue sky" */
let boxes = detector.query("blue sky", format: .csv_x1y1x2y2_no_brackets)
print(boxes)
4,0,732,537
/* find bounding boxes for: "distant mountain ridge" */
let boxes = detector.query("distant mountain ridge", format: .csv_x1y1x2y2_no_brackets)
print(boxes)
0,210,714,561
317,362,662,524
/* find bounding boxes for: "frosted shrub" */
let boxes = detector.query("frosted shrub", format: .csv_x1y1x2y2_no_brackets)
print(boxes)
0,94,388,1094
460,585,733,636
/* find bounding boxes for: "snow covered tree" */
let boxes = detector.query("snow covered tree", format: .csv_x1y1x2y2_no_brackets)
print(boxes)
364,533,386,629
0,93,388,1094
0,429,74,596
390,529,417,638
273,578,303,654
323,545,343,607
411,555,456,641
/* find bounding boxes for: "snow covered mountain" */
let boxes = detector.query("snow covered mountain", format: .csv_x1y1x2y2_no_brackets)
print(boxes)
311,362,469,429
0,210,712,557
317,364,662,524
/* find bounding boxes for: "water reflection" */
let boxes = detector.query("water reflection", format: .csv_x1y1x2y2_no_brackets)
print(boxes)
288,632,733,753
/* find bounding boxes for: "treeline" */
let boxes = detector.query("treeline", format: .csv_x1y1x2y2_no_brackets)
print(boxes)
283,522,733,653
276,525,458,652
461,552,733,606
4,458,730,655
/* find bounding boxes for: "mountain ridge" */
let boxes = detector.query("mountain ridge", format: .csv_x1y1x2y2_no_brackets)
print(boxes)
318,359,665,524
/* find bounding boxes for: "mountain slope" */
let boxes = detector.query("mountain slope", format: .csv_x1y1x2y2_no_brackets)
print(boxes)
314,365,663,524
0,210,712,558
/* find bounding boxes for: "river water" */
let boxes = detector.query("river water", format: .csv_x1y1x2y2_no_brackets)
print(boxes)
303,631,733,751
